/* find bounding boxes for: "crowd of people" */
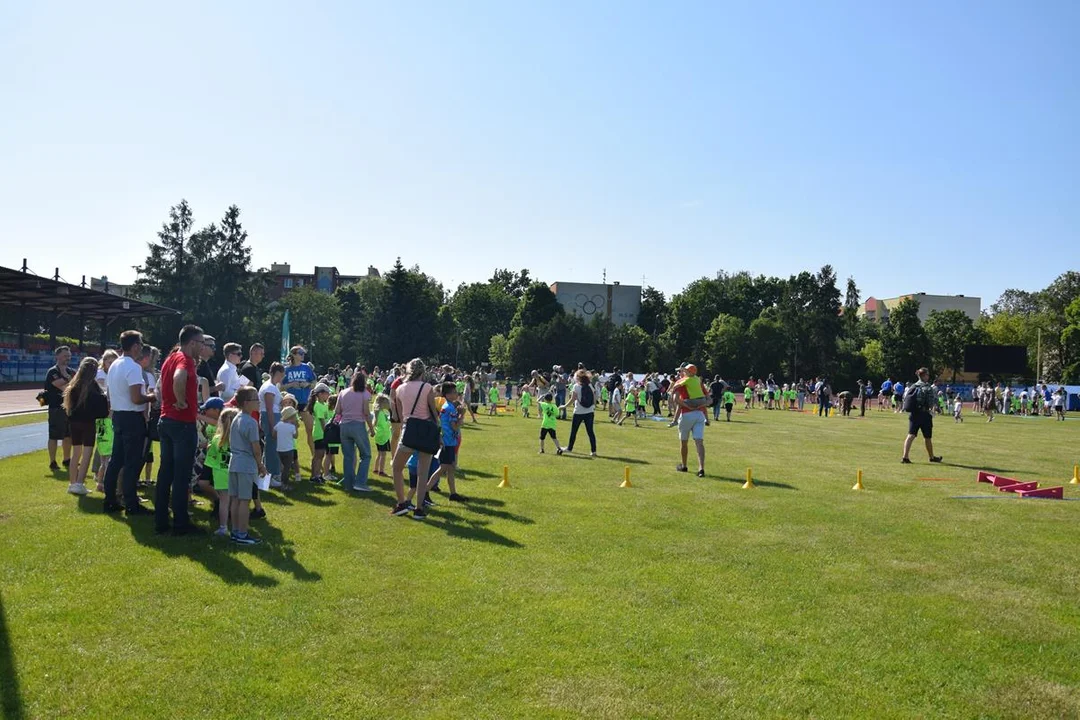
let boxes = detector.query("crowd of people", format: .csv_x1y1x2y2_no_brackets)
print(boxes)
39,325,1075,541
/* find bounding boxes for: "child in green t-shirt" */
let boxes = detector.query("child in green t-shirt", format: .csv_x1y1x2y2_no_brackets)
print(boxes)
520,387,533,418
205,408,239,536
638,388,649,418
601,385,609,410
538,393,564,454
372,394,392,476
311,386,332,484
326,394,342,479
743,386,752,410
722,389,736,421
488,385,500,416
618,387,639,427
94,416,113,492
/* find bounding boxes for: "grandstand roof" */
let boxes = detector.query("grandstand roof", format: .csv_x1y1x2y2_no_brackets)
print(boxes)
0,265,180,321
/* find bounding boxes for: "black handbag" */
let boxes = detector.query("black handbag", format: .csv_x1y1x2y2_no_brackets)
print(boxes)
400,382,439,454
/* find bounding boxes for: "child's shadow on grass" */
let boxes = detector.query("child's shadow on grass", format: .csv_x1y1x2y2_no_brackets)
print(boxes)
75,496,322,587
273,483,338,508
424,510,524,548
462,502,534,525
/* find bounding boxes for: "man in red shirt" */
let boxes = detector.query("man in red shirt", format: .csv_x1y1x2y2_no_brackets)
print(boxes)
154,324,205,536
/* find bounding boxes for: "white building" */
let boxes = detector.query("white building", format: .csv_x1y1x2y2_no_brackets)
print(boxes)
859,293,981,323
549,281,641,327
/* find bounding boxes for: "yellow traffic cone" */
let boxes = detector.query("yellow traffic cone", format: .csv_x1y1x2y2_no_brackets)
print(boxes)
1070,465,1079,485
498,465,510,488
620,466,632,488
742,467,755,489
853,468,865,491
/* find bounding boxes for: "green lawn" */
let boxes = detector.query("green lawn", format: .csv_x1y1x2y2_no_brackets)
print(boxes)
2,407,1079,719
0,412,45,430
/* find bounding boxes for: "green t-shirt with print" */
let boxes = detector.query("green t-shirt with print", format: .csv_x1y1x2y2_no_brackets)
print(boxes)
539,401,558,430
312,400,330,441
374,409,391,445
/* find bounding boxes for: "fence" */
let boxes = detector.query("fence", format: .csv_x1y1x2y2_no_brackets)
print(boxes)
0,354,88,384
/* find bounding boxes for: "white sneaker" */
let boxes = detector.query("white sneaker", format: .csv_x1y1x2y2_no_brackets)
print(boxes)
214,526,229,537
269,478,283,489
67,483,89,496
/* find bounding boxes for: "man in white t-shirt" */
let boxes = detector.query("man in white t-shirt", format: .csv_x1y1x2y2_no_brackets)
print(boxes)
260,361,286,481
216,342,248,402
102,330,156,514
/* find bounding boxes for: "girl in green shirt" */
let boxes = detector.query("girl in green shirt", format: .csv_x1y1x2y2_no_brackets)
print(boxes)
722,389,736,421
520,387,533,418
205,408,239,536
372,394,392,476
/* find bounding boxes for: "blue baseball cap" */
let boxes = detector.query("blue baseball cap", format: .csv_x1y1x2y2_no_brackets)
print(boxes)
200,397,225,412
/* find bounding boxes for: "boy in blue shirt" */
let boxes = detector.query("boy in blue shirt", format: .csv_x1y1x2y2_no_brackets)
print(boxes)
410,382,465,518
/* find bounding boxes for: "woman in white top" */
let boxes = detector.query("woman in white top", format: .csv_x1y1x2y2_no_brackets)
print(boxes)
390,358,439,518
260,362,285,479
561,369,598,456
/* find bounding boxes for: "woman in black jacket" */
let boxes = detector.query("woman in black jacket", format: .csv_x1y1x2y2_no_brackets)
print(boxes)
64,357,110,496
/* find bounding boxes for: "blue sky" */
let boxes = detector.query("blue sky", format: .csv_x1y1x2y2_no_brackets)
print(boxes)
2,1,1077,309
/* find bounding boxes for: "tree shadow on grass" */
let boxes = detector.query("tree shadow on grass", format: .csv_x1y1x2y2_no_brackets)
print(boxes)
711,475,798,490
74,496,322,587
423,510,524,548
0,593,24,720
943,463,1026,475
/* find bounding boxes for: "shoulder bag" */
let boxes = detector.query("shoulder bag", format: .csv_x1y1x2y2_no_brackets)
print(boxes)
400,382,439,454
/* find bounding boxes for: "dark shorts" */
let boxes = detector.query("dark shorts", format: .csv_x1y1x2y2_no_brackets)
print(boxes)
69,419,95,446
313,438,328,451
908,411,933,439
327,445,339,455
724,403,733,412
146,412,161,442
438,445,457,466
540,427,557,440
376,441,391,452
48,407,70,440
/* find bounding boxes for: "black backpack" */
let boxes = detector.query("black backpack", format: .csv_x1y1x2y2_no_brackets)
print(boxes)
579,383,595,409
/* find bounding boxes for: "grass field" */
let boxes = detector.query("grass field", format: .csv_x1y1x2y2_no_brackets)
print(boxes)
0,412,46,430
2,406,1079,719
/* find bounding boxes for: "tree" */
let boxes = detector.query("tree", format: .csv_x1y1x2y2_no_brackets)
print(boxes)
449,282,517,367
512,282,563,328
746,308,787,378
132,199,195,341
488,333,511,371
880,298,931,380
608,324,651,371
860,339,885,378
336,277,387,367
638,287,668,338
381,258,444,364
1060,297,1080,381
703,314,746,378
924,309,975,382
279,286,343,365
489,268,532,299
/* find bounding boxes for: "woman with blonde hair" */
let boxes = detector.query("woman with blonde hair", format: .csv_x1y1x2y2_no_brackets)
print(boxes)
390,358,440,519
64,357,110,495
